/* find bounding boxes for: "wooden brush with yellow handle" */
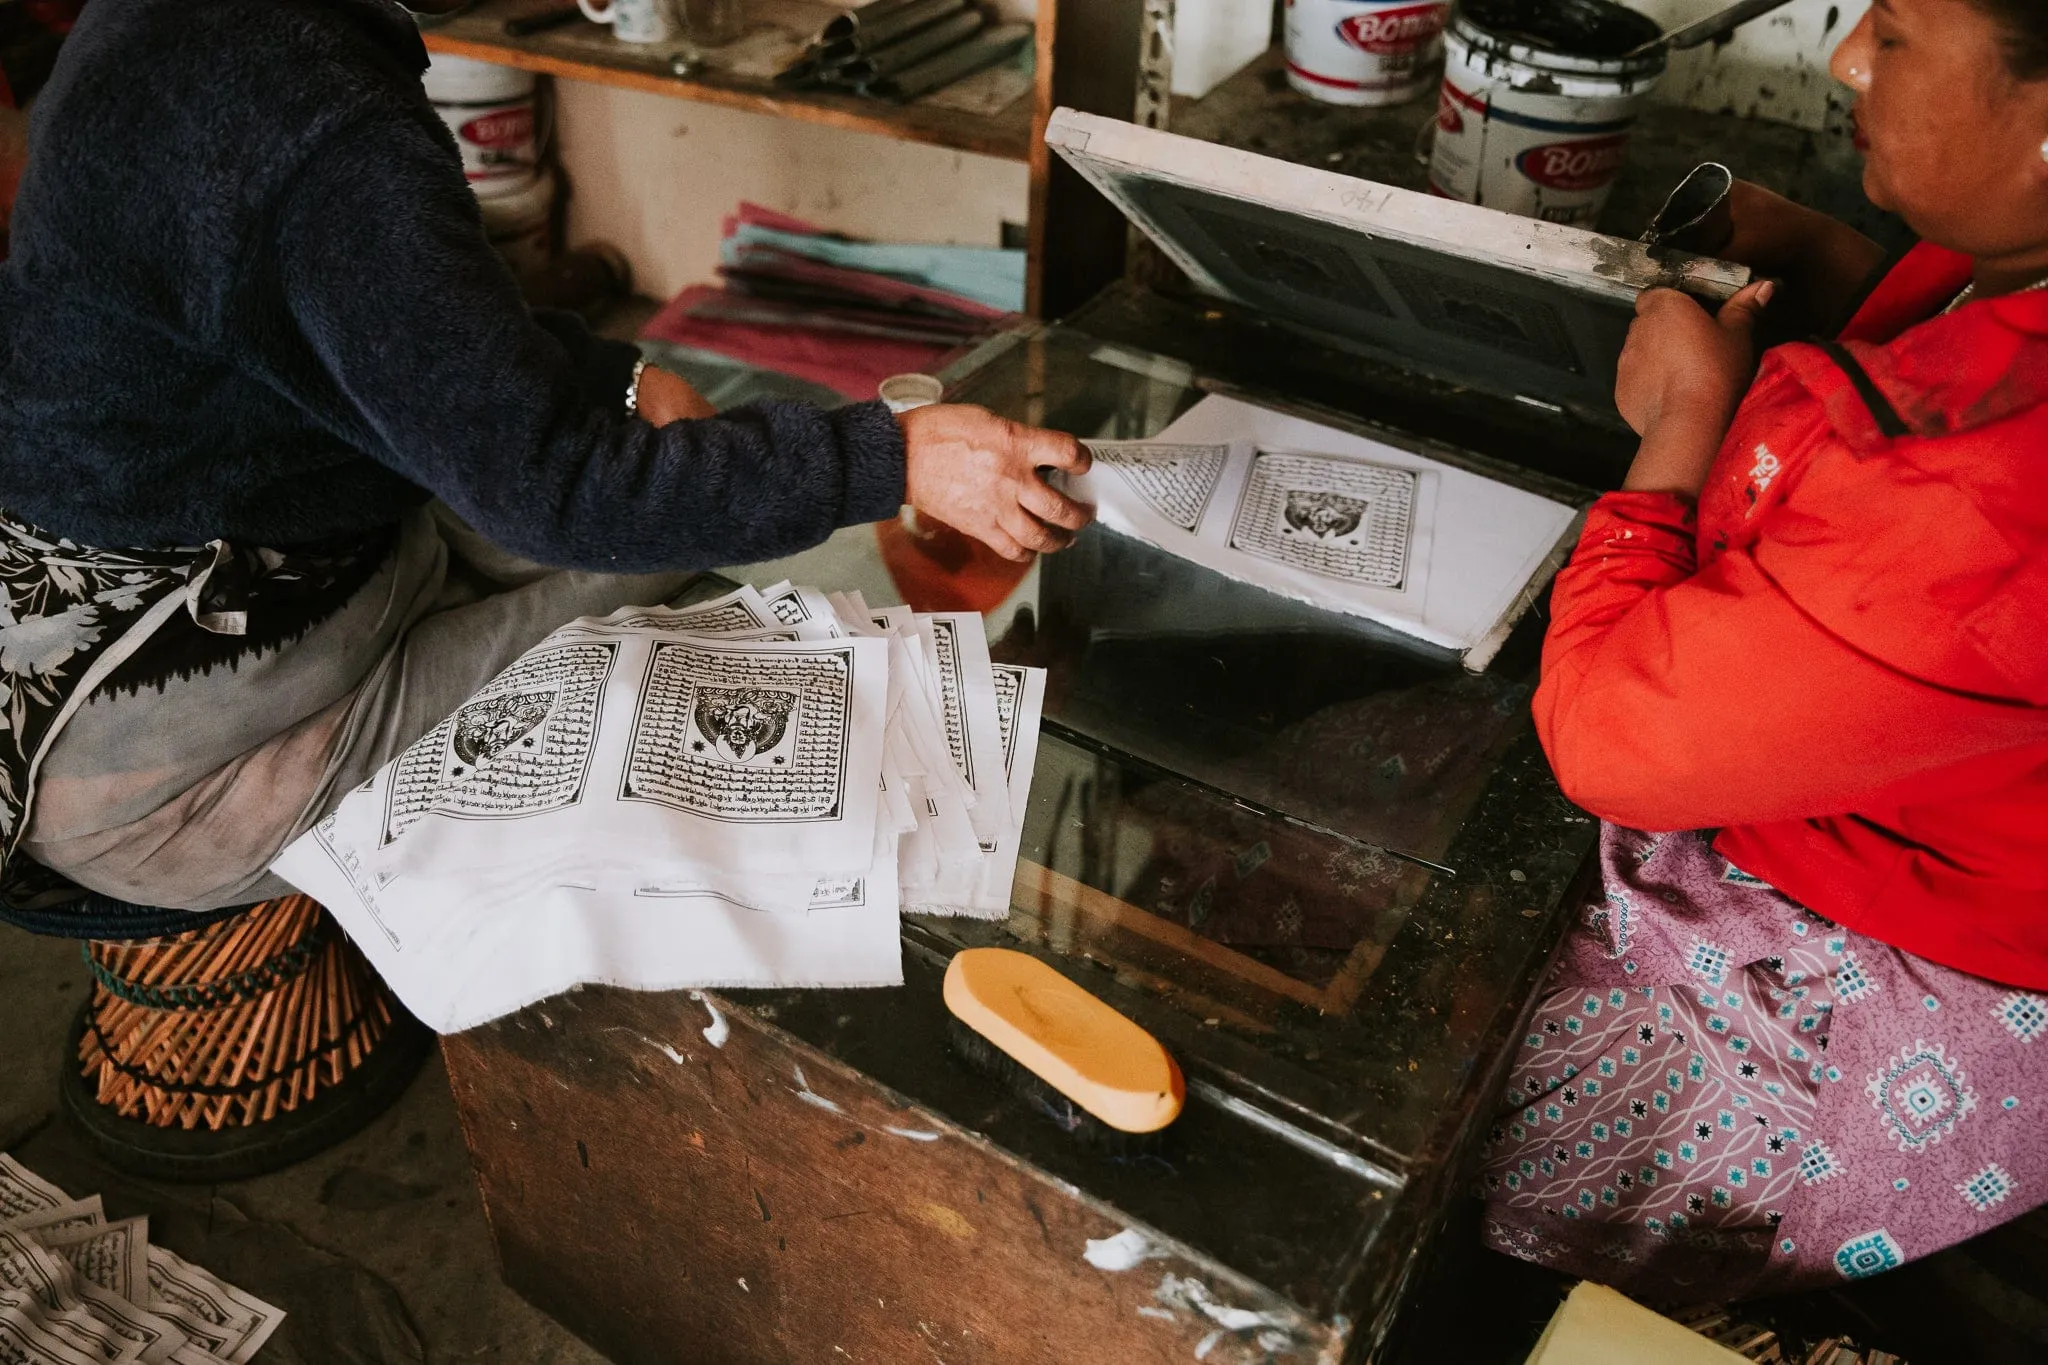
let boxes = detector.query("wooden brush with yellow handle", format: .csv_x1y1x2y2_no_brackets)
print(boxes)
943,947,1185,1152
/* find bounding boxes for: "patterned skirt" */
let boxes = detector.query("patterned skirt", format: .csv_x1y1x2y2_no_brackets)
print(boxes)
1479,825,2048,1303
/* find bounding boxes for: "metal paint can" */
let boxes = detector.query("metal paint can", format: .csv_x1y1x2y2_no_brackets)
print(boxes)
1427,0,1665,227
422,53,541,199
1284,0,1450,107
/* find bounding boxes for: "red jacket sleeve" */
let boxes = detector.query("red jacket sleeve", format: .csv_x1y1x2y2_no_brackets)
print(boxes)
1533,492,2048,831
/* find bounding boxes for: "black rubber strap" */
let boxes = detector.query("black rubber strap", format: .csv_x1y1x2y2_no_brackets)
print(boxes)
1815,339,1911,439
84,916,332,1012
0,893,256,942
83,1004,379,1099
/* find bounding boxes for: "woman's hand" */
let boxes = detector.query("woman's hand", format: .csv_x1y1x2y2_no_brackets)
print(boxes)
899,404,1094,562
1721,180,1887,334
1617,280,1774,497
633,365,717,424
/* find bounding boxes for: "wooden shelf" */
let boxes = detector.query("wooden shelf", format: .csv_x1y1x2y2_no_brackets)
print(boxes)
421,0,1035,162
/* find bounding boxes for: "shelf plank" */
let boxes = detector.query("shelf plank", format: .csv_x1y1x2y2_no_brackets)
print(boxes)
422,0,1034,161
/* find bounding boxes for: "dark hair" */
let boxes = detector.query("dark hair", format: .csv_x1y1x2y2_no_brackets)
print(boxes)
1972,0,2048,79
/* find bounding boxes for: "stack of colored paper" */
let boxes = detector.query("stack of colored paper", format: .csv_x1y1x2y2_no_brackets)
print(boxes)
640,204,1023,400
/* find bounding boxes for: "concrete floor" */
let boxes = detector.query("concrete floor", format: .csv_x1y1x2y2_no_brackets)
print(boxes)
0,923,608,1365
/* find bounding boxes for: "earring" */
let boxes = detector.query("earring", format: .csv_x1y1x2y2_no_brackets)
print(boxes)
2040,136,2048,163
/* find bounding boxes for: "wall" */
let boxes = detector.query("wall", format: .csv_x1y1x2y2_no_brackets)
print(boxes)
553,84,1030,303
1635,0,1869,132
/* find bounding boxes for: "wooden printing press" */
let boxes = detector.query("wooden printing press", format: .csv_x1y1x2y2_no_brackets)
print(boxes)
439,13,1887,1360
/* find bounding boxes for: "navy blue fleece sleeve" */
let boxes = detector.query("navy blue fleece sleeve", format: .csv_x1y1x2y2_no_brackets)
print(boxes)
529,307,642,411
268,110,906,573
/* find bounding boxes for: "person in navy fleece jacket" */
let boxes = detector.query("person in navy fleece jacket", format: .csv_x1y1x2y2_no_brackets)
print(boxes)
0,0,1094,917
0,0,1090,568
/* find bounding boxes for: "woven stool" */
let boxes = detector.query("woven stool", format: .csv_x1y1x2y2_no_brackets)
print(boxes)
59,894,432,1182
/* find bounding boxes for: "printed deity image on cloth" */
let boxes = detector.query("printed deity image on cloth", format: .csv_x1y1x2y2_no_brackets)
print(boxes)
1285,490,1367,540
383,641,617,843
1230,449,1416,588
692,687,798,765
623,641,855,824
451,690,555,768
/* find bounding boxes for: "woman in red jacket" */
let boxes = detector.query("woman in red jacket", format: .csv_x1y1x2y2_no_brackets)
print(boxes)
1481,0,2048,1299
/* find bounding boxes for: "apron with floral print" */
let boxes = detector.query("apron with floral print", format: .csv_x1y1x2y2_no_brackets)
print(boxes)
0,509,387,914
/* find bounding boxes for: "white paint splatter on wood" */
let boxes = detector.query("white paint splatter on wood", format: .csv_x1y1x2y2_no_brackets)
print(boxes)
1157,1273,1298,1334
793,1064,846,1114
622,1030,690,1065
689,991,730,1048
1084,1228,1167,1272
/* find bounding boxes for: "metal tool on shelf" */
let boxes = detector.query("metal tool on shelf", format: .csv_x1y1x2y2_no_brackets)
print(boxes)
776,0,1029,102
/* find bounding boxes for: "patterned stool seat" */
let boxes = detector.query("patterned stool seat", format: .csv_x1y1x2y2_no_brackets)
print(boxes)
2,892,435,1181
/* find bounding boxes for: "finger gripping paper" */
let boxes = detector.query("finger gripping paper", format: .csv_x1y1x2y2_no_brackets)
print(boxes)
1229,450,1417,587
622,640,855,823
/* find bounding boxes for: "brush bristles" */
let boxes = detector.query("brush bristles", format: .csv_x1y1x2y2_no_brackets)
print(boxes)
944,1015,1168,1157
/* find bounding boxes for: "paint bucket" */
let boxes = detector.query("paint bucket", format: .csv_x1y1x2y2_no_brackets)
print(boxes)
478,166,556,281
423,52,541,199
1285,0,1451,107
1427,0,1665,228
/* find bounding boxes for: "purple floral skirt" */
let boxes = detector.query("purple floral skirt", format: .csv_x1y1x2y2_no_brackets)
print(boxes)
1480,826,2048,1302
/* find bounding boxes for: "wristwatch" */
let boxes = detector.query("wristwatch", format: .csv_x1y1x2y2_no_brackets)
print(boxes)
625,357,648,418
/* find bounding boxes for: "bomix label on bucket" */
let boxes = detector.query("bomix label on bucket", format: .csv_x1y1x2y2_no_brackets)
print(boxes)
447,99,539,186
1286,0,1449,107
1426,7,1664,228
1335,3,1446,55
461,108,534,148
1514,135,1629,192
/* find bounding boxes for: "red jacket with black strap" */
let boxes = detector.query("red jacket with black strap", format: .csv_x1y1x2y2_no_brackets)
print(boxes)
1534,244,2048,988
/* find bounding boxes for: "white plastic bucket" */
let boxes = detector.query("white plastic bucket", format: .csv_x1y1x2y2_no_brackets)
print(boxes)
478,167,556,280
423,53,540,199
1426,0,1665,228
1285,0,1450,107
